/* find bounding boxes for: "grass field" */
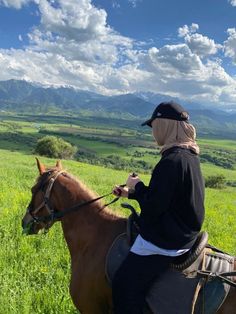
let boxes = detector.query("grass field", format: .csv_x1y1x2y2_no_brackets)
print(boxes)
0,113,236,313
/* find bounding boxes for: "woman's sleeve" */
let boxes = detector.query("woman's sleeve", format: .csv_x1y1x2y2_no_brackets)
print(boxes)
128,159,178,217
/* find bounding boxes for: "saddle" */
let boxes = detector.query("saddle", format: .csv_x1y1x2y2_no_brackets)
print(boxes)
105,209,235,314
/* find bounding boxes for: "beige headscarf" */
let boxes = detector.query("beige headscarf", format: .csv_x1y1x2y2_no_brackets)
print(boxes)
152,118,200,154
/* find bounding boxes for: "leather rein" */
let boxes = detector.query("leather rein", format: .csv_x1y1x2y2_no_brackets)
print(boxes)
27,170,119,229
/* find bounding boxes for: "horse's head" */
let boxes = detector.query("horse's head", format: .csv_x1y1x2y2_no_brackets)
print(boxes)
22,158,64,235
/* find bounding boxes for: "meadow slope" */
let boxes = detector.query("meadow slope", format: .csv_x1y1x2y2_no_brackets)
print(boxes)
0,149,236,313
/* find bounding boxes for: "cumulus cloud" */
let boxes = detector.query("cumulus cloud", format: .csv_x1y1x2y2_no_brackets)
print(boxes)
37,0,109,42
27,0,133,65
185,33,221,57
178,23,199,37
146,44,203,74
224,28,236,63
229,0,236,6
178,23,221,57
133,43,236,103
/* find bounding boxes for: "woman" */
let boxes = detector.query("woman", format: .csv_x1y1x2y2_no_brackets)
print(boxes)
112,101,205,314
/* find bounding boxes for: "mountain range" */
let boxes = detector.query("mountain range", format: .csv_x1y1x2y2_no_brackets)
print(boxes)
0,79,235,138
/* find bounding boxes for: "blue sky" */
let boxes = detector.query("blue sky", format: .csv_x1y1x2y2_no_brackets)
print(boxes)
0,0,236,109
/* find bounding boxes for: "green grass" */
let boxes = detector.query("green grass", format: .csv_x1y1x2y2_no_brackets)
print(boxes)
0,113,236,313
0,148,236,313
204,187,236,252
198,138,236,151
201,163,236,184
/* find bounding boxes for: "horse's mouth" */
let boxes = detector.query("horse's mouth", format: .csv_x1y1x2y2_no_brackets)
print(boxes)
22,221,39,235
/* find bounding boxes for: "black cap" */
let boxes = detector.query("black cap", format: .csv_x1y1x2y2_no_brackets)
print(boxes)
142,101,189,127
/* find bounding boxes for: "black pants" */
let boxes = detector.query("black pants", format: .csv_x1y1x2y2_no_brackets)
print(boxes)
112,252,174,314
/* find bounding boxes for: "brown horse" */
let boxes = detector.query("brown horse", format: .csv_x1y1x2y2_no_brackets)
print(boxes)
22,160,236,314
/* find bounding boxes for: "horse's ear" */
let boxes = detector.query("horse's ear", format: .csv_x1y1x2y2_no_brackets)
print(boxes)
56,160,62,170
36,157,46,175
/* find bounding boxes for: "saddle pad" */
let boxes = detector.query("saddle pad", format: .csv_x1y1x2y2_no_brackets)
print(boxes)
105,233,130,284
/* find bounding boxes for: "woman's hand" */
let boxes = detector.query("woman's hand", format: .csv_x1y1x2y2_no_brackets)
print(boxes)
126,173,141,190
112,185,129,198
113,174,141,198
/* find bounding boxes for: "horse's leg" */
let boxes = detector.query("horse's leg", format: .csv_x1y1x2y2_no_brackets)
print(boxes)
217,289,236,314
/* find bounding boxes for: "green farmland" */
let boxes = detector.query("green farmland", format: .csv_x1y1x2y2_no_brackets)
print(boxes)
0,113,236,313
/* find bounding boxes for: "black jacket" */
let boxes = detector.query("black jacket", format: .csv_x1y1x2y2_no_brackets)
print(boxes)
129,146,205,250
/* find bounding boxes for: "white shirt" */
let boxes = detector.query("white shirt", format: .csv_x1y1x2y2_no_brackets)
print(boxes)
130,234,190,256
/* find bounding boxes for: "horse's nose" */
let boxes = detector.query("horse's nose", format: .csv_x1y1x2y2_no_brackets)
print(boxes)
22,213,31,229
22,218,27,229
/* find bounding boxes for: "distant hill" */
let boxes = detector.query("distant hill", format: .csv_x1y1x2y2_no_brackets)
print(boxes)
0,79,235,138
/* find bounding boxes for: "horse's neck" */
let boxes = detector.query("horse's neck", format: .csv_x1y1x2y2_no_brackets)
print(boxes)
54,175,125,259
61,207,105,259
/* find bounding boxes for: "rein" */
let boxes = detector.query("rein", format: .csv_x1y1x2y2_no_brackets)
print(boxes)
34,192,119,223
28,171,120,227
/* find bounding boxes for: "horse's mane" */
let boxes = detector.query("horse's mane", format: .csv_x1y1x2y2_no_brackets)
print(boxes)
63,171,124,220
62,171,102,204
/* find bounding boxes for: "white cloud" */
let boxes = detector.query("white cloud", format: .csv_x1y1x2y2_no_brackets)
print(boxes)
224,28,236,63
18,34,23,41
178,23,221,57
178,23,199,38
37,0,109,42
127,42,236,105
0,0,31,9
27,0,133,65
185,33,221,57
0,5,236,107
28,29,126,64
145,44,203,74
229,0,236,6
0,49,107,91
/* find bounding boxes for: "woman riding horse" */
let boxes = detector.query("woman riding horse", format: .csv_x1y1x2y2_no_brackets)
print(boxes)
112,101,205,314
